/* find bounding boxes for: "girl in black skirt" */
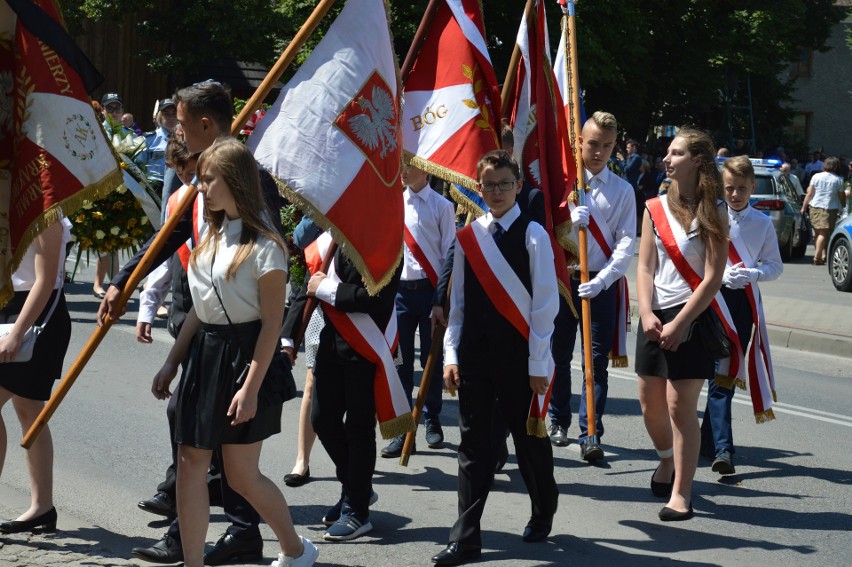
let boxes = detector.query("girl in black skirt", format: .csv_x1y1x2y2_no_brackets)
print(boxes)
151,139,317,567
0,218,72,534
635,128,728,521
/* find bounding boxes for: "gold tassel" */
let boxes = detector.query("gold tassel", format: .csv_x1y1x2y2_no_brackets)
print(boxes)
772,389,778,402
609,355,628,368
526,417,547,438
405,152,478,191
713,374,737,390
379,413,416,440
754,408,776,424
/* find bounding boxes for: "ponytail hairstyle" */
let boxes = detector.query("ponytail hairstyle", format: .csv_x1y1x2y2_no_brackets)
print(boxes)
667,127,727,246
190,138,287,279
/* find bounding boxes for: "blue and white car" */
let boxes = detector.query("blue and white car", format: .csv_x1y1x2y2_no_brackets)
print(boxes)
828,212,852,292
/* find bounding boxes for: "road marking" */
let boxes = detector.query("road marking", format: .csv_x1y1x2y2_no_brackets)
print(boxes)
598,365,852,428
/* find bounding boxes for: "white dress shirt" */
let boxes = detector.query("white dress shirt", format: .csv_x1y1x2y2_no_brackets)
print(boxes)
728,205,783,282
574,166,636,288
808,171,844,210
188,217,288,324
401,185,456,281
138,260,172,324
444,204,558,377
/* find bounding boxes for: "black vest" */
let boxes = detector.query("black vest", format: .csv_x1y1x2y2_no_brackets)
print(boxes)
460,215,532,354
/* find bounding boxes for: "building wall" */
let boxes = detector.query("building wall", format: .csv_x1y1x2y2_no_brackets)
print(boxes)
790,9,852,159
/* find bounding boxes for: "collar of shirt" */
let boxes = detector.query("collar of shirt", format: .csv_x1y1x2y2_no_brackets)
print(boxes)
729,204,751,224
221,216,243,238
405,186,430,203
486,203,520,234
584,165,612,189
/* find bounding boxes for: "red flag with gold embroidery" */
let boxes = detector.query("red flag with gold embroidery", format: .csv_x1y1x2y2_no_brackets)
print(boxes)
504,0,577,297
0,0,123,307
247,0,402,294
402,0,501,201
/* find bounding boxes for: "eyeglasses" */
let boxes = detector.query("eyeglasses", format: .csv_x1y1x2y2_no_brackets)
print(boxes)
478,180,518,193
105,104,123,113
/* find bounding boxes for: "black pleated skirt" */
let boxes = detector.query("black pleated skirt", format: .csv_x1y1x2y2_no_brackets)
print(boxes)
0,289,71,400
174,320,283,449
634,303,716,381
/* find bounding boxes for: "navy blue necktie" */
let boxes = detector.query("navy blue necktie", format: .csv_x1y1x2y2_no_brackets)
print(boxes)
492,223,504,243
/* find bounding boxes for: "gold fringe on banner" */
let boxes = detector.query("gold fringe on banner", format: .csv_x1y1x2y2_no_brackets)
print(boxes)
713,374,745,391
0,167,124,310
526,416,547,438
754,408,775,424
271,178,403,296
379,412,415,440
404,152,478,191
609,355,628,368
772,389,778,402
448,184,486,219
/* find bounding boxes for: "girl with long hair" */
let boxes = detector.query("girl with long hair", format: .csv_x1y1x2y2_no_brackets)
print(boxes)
634,128,729,521
151,138,317,567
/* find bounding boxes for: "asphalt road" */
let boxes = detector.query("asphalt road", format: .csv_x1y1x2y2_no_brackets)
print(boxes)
1,255,850,567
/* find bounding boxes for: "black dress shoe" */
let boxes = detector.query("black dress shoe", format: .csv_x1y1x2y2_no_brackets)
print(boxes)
548,423,569,447
204,533,263,566
650,465,675,498
380,435,414,458
0,507,57,534
431,542,481,565
522,517,553,542
659,503,694,522
425,418,445,448
283,467,311,487
580,441,604,462
138,491,176,518
131,534,183,564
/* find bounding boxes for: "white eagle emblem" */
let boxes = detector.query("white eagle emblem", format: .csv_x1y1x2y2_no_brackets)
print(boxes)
527,159,542,187
347,85,397,159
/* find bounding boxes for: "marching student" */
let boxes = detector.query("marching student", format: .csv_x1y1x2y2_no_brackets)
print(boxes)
151,138,317,567
701,156,782,474
432,150,559,566
380,164,455,458
635,128,728,521
550,111,636,460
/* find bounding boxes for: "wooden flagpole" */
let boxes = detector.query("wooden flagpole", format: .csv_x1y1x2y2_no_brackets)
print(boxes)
398,0,447,466
500,0,536,121
22,0,339,449
564,0,600,455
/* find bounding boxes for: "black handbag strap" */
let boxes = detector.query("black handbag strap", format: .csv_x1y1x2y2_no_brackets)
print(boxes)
209,250,252,364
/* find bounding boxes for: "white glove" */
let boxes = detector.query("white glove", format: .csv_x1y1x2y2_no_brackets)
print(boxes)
571,206,590,227
745,268,761,283
722,265,749,289
577,276,605,299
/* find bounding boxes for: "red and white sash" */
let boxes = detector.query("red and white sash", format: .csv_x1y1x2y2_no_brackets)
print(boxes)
166,184,203,271
456,221,555,438
645,196,746,383
305,232,414,439
568,192,630,367
403,224,439,287
727,226,777,423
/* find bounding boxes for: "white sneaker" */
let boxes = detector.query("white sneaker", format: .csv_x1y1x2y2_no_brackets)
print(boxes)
271,536,319,567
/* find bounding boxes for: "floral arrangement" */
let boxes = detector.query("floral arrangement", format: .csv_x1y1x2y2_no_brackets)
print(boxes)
70,174,154,255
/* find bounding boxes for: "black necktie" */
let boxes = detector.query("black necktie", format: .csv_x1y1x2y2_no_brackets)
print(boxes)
493,223,504,243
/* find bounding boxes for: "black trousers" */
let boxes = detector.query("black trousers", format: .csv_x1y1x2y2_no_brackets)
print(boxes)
449,345,558,547
311,336,378,518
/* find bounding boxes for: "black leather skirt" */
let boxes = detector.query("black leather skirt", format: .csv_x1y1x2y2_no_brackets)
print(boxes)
174,320,283,449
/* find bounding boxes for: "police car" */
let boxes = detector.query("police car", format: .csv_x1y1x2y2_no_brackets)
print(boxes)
717,157,810,261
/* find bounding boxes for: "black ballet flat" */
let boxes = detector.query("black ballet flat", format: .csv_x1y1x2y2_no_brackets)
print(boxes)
283,467,311,487
651,465,675,498
659,503,694,522
0,507,57,533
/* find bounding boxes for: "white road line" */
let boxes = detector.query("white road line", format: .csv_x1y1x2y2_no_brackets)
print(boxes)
597,365,852,427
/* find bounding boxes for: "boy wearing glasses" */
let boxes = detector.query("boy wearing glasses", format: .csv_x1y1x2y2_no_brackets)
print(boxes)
432,150,559,566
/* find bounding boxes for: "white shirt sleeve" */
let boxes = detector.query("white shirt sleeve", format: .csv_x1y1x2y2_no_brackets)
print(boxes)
137,260,172,324
753,215,783,283
443,241,466,368
315,278,339,306
439,198,456,263
526,223,558,376
597,185,637,289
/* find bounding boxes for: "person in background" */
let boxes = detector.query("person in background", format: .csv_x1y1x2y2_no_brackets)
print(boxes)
101,92,133,139
123,113,144,136
142,98,178,193
801,156,846,266
0,217,73,535
780,163,805,199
